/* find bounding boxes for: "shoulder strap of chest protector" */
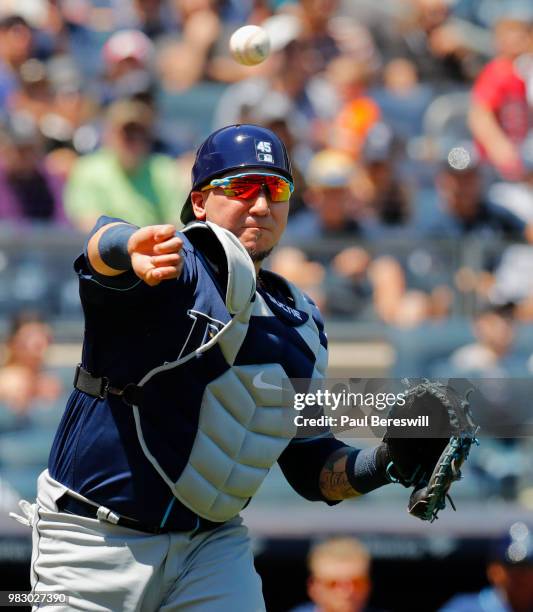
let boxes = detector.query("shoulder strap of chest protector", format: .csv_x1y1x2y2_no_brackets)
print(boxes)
182,221,256,315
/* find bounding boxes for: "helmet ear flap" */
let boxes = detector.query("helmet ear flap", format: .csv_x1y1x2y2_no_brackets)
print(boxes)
180,124,293,225
181,194,196,224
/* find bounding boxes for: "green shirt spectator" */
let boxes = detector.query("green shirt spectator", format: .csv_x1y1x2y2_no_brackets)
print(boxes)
65,100,186,231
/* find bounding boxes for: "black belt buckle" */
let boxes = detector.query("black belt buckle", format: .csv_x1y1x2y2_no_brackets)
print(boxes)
74,364,109,400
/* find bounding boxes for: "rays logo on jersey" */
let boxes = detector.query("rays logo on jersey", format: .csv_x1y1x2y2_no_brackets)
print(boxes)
255,140,274,163
177,310,226,358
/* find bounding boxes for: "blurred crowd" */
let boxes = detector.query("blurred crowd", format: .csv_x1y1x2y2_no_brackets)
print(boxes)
0,0,532,331
0,0,531,481
0,4,531,607
287,529,533,612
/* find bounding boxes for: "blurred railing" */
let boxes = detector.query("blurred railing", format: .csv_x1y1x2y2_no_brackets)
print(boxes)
0,228,531,526
0,226,526,336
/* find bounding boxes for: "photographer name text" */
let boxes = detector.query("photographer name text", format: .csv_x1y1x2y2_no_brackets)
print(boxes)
293,415,430,428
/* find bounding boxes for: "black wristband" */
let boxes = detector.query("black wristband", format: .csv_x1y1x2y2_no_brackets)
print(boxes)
98,224,137,271
346,444,392,494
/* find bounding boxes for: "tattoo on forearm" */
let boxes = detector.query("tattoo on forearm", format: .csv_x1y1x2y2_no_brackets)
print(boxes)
319,448,360,501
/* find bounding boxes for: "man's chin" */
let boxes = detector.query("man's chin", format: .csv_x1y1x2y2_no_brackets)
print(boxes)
246,246,274,263
240,235,276,263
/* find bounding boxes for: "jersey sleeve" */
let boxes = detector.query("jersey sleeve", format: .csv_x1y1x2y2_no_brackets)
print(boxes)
278,435,350,504
74,215,197,304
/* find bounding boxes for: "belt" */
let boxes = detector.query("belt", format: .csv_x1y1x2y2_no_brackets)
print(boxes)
73,364,144,407
56,492,221,535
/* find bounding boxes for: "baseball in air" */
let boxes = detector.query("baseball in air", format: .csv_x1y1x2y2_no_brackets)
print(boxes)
229,25,270,66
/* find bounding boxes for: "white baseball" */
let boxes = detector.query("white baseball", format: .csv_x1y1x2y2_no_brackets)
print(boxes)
448,146,471,171
229,25,270,66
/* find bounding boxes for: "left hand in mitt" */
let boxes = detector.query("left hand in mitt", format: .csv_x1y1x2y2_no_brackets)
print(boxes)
382,380,479,522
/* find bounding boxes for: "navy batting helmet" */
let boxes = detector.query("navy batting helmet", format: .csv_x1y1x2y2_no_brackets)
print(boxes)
180,124,293,224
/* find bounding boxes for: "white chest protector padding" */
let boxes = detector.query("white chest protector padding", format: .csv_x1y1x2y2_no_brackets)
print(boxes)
132,223,326,522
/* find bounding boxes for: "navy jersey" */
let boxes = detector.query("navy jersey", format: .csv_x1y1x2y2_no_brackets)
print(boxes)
49,217,346,529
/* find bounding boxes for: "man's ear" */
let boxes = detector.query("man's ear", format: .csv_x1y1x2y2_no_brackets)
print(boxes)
191,191,207,220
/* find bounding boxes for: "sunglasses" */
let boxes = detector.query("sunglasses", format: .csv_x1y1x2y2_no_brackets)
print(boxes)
201,172,294,202
314,576,369,590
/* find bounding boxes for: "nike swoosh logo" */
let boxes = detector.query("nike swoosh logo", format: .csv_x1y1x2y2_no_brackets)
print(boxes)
253,371,284,391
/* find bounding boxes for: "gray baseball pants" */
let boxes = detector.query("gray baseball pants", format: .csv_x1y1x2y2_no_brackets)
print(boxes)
23,471,266,611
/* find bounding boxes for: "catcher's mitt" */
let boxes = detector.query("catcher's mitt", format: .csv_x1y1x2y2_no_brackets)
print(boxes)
383,380,479,522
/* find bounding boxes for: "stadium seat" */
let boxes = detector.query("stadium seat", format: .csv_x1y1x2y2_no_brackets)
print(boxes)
0,428,54,467
0,465,40,501
390,320,475,377
0,405,29,434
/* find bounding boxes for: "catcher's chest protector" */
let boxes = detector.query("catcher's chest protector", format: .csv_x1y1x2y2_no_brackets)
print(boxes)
133,222,328,522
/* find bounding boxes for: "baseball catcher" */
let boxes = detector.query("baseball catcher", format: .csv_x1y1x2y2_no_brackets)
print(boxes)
12,125,478,611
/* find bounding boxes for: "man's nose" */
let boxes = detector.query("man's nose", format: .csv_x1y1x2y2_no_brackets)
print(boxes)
248,187,270,215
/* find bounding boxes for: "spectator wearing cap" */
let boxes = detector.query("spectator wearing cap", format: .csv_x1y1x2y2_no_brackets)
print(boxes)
416,143,530,240
469,11,533,179
285,149,365,241
357,123,412,240
0,112,65,223
439,523,533,612
100,29,155,106
0,15,33,110
283,148,378,320
64,99,187,231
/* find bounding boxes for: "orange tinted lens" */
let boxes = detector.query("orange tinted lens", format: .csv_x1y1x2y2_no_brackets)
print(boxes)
221,176,291,201
263,176,292,201
319,577,369,590
223,181,262,199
